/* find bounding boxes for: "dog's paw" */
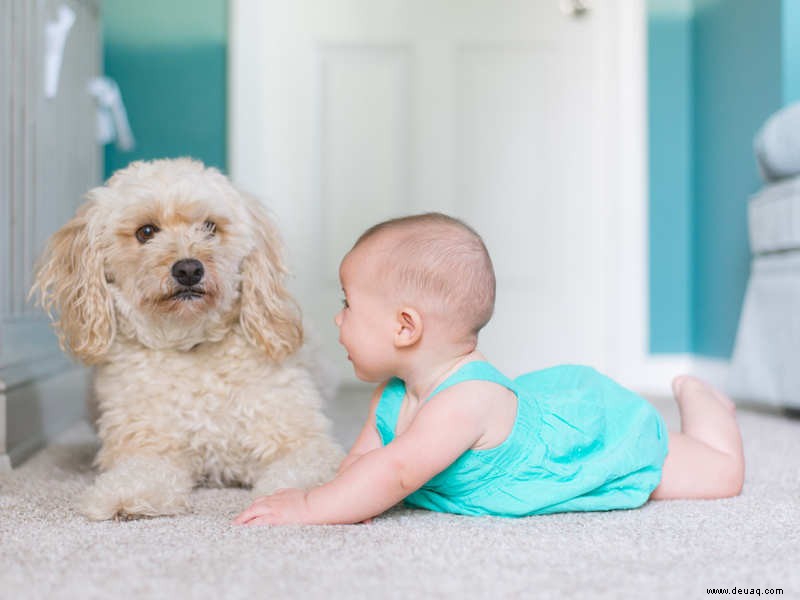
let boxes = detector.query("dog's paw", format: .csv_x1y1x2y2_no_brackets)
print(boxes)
251,465,313,496
80,484,190,521
79,456,194,521
252,463,342,496
252,440,344,496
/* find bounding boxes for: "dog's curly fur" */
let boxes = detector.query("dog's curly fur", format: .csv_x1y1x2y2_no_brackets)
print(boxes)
31,158,344,521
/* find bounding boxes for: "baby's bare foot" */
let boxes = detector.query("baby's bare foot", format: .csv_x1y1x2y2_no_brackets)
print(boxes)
713,387,737,413
671,374,690,399
671,375,736,414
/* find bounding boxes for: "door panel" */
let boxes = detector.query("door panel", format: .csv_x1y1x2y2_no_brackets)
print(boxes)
231,0,621,380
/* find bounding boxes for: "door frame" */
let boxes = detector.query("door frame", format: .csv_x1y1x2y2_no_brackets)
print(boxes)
227,0,653,390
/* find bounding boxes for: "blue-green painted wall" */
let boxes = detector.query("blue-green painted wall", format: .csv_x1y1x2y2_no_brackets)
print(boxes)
648,1,694,353
784,1,800,104
102,0,227,179
691,0,782,357
647,0,793,358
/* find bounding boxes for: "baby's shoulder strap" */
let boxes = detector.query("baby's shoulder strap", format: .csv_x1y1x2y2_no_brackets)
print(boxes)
427,361,515,401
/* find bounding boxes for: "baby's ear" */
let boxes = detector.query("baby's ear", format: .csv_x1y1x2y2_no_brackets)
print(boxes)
238,193,303,360
394,308,423,348
30,197,116,364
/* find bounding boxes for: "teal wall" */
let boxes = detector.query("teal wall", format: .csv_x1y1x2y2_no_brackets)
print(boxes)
784,1,800,104
648,0,791,358
691,0,782,357
102,0,227,179
648,0,694,353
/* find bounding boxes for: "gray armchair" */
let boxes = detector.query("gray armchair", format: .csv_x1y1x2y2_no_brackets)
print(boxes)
728,103,800,409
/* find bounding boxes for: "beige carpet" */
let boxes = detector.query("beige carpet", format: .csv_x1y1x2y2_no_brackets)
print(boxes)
1,392,798,600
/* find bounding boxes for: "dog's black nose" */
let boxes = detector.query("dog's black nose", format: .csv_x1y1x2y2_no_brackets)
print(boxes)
171,259,204,286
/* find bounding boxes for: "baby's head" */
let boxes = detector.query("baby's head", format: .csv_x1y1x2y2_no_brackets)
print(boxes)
344,213,496,342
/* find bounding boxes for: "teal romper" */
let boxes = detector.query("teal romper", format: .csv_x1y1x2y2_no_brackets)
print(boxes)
374,361,669,517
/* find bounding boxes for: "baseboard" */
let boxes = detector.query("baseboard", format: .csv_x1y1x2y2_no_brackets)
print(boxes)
620,354,730,397
0,382,7,472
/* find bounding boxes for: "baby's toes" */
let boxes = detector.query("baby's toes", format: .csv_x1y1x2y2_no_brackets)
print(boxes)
671,374,691,399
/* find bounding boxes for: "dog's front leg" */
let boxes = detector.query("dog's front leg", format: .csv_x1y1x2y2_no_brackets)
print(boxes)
80,454,195,521
252,436,344,497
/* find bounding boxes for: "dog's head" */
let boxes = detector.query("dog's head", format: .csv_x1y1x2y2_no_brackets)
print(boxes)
31,158,302,363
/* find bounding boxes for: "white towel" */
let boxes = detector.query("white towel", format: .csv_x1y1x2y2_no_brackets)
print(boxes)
754,101,800,182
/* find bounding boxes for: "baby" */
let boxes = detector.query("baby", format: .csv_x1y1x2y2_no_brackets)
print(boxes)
234,213,745,525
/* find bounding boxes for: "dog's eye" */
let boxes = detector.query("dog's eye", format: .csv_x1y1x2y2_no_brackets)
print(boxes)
135,224,159,244
203,220,217,236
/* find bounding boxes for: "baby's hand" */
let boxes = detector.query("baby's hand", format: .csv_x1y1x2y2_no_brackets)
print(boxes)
233,488,311,526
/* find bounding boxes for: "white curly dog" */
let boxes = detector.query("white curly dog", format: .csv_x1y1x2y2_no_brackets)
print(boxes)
32,158,344,521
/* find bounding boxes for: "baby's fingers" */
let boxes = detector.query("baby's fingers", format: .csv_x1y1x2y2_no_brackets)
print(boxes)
245,515,278,526
232,502,269,525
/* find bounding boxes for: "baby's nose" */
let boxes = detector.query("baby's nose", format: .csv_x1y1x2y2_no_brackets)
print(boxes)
334,311,342,327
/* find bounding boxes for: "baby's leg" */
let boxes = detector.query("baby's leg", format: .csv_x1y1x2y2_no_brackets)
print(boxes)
650,376,744,500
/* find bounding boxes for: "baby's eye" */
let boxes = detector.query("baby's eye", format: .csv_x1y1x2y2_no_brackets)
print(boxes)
341,298,349,309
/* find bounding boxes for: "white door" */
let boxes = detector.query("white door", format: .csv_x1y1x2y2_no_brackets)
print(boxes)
230,0,646,383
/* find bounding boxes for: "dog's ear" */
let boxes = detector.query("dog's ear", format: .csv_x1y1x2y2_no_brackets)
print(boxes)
30,197,115,364
238,194,303,360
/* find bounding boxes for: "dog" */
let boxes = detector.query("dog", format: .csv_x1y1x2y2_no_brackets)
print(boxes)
31,158,344,521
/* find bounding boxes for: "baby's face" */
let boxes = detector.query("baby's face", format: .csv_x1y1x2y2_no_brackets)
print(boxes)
334,245,398,382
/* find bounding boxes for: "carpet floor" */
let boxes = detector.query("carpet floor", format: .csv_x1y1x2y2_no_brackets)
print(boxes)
1,390,798,599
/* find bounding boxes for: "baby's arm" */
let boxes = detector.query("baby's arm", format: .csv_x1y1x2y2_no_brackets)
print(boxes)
235,385,487,525
335,382,386,476
307,386,486,523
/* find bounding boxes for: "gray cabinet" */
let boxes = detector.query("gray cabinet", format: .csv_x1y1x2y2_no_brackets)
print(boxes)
0,0,101,469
